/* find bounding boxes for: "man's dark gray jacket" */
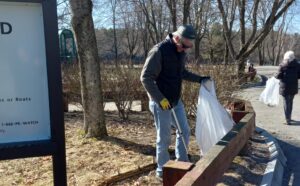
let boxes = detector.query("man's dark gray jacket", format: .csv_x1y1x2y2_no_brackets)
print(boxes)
140,34,202,106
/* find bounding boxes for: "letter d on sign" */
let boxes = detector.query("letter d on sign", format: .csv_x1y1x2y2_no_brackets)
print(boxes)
0,22,12,34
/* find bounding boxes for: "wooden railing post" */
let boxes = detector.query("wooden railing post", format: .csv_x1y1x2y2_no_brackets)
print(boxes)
163,160,194,186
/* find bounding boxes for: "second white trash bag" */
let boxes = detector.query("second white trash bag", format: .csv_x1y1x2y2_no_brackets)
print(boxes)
195,80,234,156
259,77,280,106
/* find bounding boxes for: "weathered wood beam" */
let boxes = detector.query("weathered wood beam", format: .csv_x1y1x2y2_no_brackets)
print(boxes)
163,101,256,186
175,113,255,186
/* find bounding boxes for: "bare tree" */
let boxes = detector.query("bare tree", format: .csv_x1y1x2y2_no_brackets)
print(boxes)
111,0,119,66
57,0,71,30
257,0,294,65
257,43,266,65
165,0,178,31
120,1,140,67
268,12,291,65
207,23,225,63
69,0,107,138
217,0,296,75
182,0,193,25
191,0,214,60
223,0,237,64
137,0,170,44
136,9,152,58
290,33,300,57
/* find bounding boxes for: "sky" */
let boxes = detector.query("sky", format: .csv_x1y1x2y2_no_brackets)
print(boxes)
284,0,300,34
58,0,300,34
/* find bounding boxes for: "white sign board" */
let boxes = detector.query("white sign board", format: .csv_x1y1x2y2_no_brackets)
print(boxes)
0,2,51,143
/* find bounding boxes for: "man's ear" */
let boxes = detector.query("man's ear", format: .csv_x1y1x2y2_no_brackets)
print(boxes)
174,35,180,43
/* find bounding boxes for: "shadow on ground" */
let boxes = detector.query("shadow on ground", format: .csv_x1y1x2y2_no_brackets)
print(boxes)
277,139,300,186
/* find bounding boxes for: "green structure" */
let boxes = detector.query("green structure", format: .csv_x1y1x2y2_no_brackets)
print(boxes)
59,29,77,62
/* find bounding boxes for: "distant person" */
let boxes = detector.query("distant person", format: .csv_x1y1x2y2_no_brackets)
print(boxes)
246,59,251,67
140,25,210,180
275,51,300,125
248,63,256,81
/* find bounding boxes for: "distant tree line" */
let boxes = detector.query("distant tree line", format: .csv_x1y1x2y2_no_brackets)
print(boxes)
59,0,298,68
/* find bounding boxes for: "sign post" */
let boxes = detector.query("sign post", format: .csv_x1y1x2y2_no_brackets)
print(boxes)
0,1,67,185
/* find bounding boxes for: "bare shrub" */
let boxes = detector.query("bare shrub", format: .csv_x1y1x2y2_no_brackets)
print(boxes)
102,65,143,120
61,62,81,103
182,63,240,118
61,61,239,120
61,61,144,120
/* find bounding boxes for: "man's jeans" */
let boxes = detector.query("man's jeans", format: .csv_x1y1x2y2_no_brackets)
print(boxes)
149,100,190,177
283,94,295,121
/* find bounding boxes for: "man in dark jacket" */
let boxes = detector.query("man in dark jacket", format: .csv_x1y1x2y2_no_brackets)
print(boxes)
276,51,300,125
140,25,210,179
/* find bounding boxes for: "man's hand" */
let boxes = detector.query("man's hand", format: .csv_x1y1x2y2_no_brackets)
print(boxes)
160,98,171,110
199,76,211,83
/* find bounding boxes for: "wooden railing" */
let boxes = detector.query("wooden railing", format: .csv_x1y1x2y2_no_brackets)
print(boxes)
62,90,149,112
163,101,255,186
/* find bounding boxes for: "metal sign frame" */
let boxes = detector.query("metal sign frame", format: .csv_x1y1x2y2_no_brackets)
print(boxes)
0,0,67,185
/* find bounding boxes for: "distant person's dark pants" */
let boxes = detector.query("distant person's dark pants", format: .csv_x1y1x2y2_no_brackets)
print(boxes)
283,94,295,121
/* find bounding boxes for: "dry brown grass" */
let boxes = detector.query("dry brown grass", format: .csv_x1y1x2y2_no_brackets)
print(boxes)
0,112,265,186
0,112,160,186
0,111,201,186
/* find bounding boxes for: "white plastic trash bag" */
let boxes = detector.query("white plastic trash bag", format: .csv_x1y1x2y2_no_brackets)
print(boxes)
195,80,234,156
259,77,280,106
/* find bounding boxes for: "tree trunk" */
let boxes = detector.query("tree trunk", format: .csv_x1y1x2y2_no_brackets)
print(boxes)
217,0,295,76
183,0,192,25
209,48,214,63
112,0,118,66
70,0,107,138
224,43,229,65
238,59,246,78
165,0,177,31
274,50,282,66
194,36,200,60
258,44,265,66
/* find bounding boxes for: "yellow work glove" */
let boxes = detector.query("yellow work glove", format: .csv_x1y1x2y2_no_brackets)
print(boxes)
160,98,171,110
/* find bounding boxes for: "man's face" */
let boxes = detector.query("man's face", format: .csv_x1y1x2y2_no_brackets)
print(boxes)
174,35,193,52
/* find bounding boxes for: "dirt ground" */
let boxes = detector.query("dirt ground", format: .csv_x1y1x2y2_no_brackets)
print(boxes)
0,111,267,186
